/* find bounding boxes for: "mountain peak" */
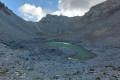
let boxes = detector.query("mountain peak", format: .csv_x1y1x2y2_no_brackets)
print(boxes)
40,14,68,22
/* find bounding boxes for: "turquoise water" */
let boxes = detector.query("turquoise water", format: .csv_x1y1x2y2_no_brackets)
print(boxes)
45,42,96,60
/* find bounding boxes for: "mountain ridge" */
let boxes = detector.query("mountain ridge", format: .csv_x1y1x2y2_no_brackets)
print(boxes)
0,0,120,47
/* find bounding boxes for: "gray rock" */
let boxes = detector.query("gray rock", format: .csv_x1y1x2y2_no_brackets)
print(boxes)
81,0,120,23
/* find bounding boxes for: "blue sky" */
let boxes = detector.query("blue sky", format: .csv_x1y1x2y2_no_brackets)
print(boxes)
1,0,105,22
1,0,59,21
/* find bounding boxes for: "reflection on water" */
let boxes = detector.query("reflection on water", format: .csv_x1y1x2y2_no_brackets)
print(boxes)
63,42,69,45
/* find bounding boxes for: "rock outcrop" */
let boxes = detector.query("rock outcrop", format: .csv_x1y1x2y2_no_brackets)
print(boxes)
81,0,120,24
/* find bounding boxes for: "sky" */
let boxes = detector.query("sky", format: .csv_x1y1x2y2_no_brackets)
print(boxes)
1,0,106,22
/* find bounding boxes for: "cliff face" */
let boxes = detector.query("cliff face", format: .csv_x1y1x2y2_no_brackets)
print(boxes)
81,0,120,24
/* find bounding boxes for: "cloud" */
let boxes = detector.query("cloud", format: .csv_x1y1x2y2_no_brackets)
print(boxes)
52,11,61,16
18,3,51,21
18,0,106,21
18,3,63,21
58,0,106,17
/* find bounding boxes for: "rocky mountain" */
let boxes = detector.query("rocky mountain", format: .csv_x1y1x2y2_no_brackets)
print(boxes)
37,0,120,47
0,0,120,47
81,0,120,23
77,0,120,47
35,14,69,35
0,1,39,41
1,1,120,80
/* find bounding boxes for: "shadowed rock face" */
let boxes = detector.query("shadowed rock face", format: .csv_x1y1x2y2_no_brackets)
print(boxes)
81,0,120,24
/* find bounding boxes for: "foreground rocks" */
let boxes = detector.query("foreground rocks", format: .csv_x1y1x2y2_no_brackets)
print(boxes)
0,38,120,80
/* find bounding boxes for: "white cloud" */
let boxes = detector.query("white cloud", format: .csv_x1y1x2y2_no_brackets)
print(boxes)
52,11,61,16
18,0,106,21
18,3,51,21
58,0,106,17
18,3,64,21
60,9,87,17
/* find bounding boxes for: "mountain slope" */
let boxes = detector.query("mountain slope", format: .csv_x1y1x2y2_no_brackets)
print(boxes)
0,0,120,47
81,0,120,24
76,0,120,46
37,0,120,47
0,2,38,41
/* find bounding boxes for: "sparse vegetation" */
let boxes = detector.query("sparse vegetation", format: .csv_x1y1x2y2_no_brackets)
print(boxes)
36,32,45,35
96,77,101,80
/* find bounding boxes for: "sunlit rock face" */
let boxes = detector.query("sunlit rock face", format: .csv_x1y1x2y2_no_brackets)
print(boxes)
81,0,120,23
